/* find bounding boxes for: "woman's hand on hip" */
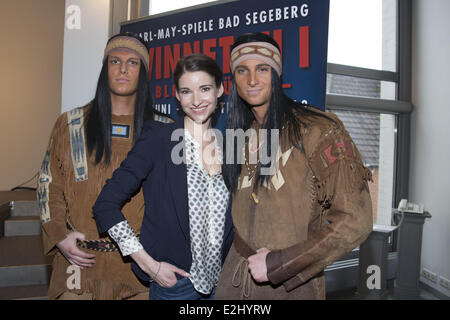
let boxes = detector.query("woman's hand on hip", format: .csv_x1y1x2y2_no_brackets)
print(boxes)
153,262,190,288
131,249,190,287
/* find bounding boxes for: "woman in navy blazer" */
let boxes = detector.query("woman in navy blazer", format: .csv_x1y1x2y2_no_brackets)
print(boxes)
93,54,234,300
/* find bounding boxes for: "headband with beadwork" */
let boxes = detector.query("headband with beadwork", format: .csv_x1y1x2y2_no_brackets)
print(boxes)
230,41,282,76
103,36,149,72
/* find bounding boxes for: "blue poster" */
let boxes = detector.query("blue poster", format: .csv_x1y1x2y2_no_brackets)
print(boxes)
121,0,330,127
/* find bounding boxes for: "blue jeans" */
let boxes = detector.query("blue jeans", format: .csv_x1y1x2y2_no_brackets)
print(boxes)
150,277,216,300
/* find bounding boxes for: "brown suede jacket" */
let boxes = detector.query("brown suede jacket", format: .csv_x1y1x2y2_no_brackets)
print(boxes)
38,104,171,299
215,107,373,300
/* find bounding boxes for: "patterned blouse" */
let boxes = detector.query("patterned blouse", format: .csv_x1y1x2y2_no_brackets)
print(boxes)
108,128,229,294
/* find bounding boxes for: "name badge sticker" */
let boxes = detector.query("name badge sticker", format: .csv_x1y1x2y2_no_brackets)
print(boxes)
112,124,130,138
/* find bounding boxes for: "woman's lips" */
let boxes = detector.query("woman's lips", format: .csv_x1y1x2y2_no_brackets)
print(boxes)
191,105,208,113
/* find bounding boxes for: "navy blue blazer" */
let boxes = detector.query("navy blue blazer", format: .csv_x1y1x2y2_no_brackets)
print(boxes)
93,117,234,282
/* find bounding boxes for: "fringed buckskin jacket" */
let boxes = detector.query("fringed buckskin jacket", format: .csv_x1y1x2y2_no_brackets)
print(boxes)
38,103,170,299
215,108,373,300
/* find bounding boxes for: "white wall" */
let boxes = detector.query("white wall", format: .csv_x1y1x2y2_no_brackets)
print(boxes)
61,0,111,113
411,0,450,297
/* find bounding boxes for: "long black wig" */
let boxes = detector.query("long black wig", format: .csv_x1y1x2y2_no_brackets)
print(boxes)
85,33,154,165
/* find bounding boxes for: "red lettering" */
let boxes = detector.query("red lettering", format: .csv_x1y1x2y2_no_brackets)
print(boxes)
223,76,232,96
164,44,180,79
148,30,289,80
272,29,282,56
156,47,162,80
183,41,201,56
164,84,171,98
203,38,217,60
148,48,155,80
155,85,162,99
172,84,177,97
261,30,282,55
299,26,310,68
219,36,234,74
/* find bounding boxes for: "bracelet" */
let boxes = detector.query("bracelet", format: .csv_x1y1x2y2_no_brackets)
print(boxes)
153,262,161,280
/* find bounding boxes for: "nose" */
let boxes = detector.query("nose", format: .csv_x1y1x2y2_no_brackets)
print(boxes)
120,62,128,74
247,70,258,86
192,91,201,107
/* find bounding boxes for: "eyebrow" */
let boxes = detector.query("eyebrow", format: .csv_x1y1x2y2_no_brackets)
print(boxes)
236,63,270,69
179,83,214,89
178,84,214,91
109,55,139,61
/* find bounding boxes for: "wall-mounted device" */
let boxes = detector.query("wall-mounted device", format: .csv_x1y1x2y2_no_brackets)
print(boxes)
398,199,424,214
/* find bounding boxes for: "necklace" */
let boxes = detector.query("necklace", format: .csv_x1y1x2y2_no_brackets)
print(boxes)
244,157,258,181
243,128,262,205
244,128,262,180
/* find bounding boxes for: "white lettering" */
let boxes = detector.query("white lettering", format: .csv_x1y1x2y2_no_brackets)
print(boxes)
66,5,81,30
275,8,282,20
245,5,307,26
223,304,272,315
179,20,214,35
179,304,214,318
367,265,381,290
291,5,299,18
284,6,289,19
66,265,81,290
171,129,185,165
260,10,267,23
157,28,165,39
300,4,309,17
252,11,258,25
245,13,251,25
154,104,171,114
268,9,274,22
233,15,240,27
